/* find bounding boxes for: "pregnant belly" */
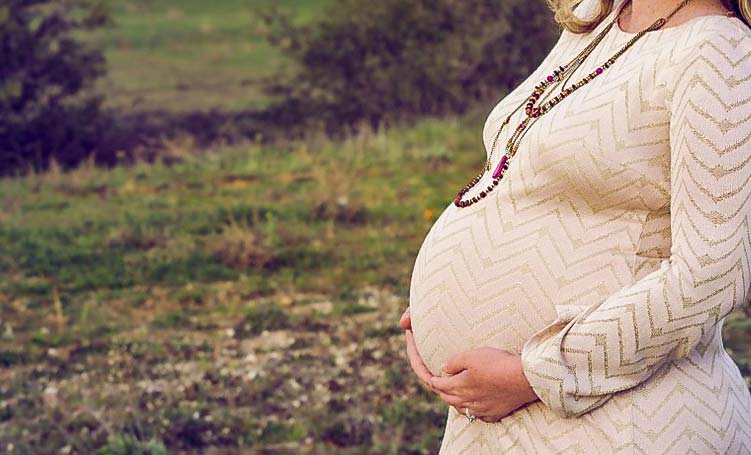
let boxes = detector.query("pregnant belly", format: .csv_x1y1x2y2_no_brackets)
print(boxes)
406,193,646,376
407,205,558,376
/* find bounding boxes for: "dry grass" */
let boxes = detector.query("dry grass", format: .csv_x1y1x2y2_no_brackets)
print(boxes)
207,212,280,270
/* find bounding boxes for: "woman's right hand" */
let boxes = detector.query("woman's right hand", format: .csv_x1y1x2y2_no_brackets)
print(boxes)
399,307,438,393
399,307,412,330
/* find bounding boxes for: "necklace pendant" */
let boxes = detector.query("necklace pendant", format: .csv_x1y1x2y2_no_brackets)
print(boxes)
492,155,509,180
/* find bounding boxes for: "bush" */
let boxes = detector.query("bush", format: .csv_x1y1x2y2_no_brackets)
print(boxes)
0,0,110,176
258,0,560,138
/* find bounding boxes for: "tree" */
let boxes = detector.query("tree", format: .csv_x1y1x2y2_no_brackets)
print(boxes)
0,0,110,175
258,0,561,138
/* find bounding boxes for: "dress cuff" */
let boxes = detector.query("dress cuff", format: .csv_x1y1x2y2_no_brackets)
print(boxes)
520,303,612,418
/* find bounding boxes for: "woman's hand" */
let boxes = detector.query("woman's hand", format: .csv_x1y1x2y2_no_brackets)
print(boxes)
430,347,539,423
405,329,436,391
398,307,538,422
399,307,412,331
400,307,437,392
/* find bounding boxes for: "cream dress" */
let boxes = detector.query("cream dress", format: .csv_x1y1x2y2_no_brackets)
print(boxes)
408,0,751,452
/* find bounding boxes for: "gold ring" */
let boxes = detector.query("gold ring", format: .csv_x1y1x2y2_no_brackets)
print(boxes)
463,407,477,423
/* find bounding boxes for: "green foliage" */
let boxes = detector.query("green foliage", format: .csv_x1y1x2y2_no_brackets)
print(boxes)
98,434,168,455
235,301,290,337
30,329,70,347
256,421,307,444
259,0,560,137
0,0,110,175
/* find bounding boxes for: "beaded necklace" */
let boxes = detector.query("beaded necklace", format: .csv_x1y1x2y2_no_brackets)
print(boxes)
453,0,695,208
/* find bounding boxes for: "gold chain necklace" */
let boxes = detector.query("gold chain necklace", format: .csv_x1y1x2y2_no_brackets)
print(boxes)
453,0,695,208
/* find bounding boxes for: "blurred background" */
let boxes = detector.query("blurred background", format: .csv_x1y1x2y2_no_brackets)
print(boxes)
0,0,748,454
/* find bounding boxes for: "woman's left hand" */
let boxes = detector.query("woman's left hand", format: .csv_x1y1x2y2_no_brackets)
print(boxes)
430,347,540,423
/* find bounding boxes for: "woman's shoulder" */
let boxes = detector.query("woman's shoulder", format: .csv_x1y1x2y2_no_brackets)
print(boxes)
654,17,750,81
663,18,751,111
669,18,751,76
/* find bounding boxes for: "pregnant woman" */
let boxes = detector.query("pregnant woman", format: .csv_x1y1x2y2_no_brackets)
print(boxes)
401,0,751,452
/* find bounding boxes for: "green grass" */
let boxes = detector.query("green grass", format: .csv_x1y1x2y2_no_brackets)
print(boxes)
92,0,333,112
0,114,484,454
0,114,479,305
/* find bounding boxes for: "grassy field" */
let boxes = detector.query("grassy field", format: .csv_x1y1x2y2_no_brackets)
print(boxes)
95,0,332,113
0,115,491,454
1,1,749,454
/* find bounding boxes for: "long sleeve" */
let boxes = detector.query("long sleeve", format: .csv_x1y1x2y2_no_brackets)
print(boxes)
520,31,751,418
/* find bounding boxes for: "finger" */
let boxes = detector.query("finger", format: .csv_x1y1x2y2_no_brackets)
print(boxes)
451,402,494,423
442,351,467,375
453,405,485,421
399,308,411,330
430,369,469,394
405,330,434,386
404,336,431,390
436,391,465,409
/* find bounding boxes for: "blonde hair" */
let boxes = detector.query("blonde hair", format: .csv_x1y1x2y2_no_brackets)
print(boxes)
547,0,751,34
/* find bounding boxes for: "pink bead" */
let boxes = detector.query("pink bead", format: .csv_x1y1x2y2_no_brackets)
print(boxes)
547,75,554,82
596,67,603,74
492,155,508,179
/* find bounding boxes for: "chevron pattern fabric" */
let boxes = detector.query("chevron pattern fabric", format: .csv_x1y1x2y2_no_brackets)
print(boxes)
407,0,751,452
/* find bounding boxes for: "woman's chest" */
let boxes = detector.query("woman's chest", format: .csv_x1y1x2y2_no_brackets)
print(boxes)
482,32,679,212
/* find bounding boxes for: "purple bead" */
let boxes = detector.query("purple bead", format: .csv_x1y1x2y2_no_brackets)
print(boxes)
492,155,508,180
547,75,554,82
596,67,603,75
